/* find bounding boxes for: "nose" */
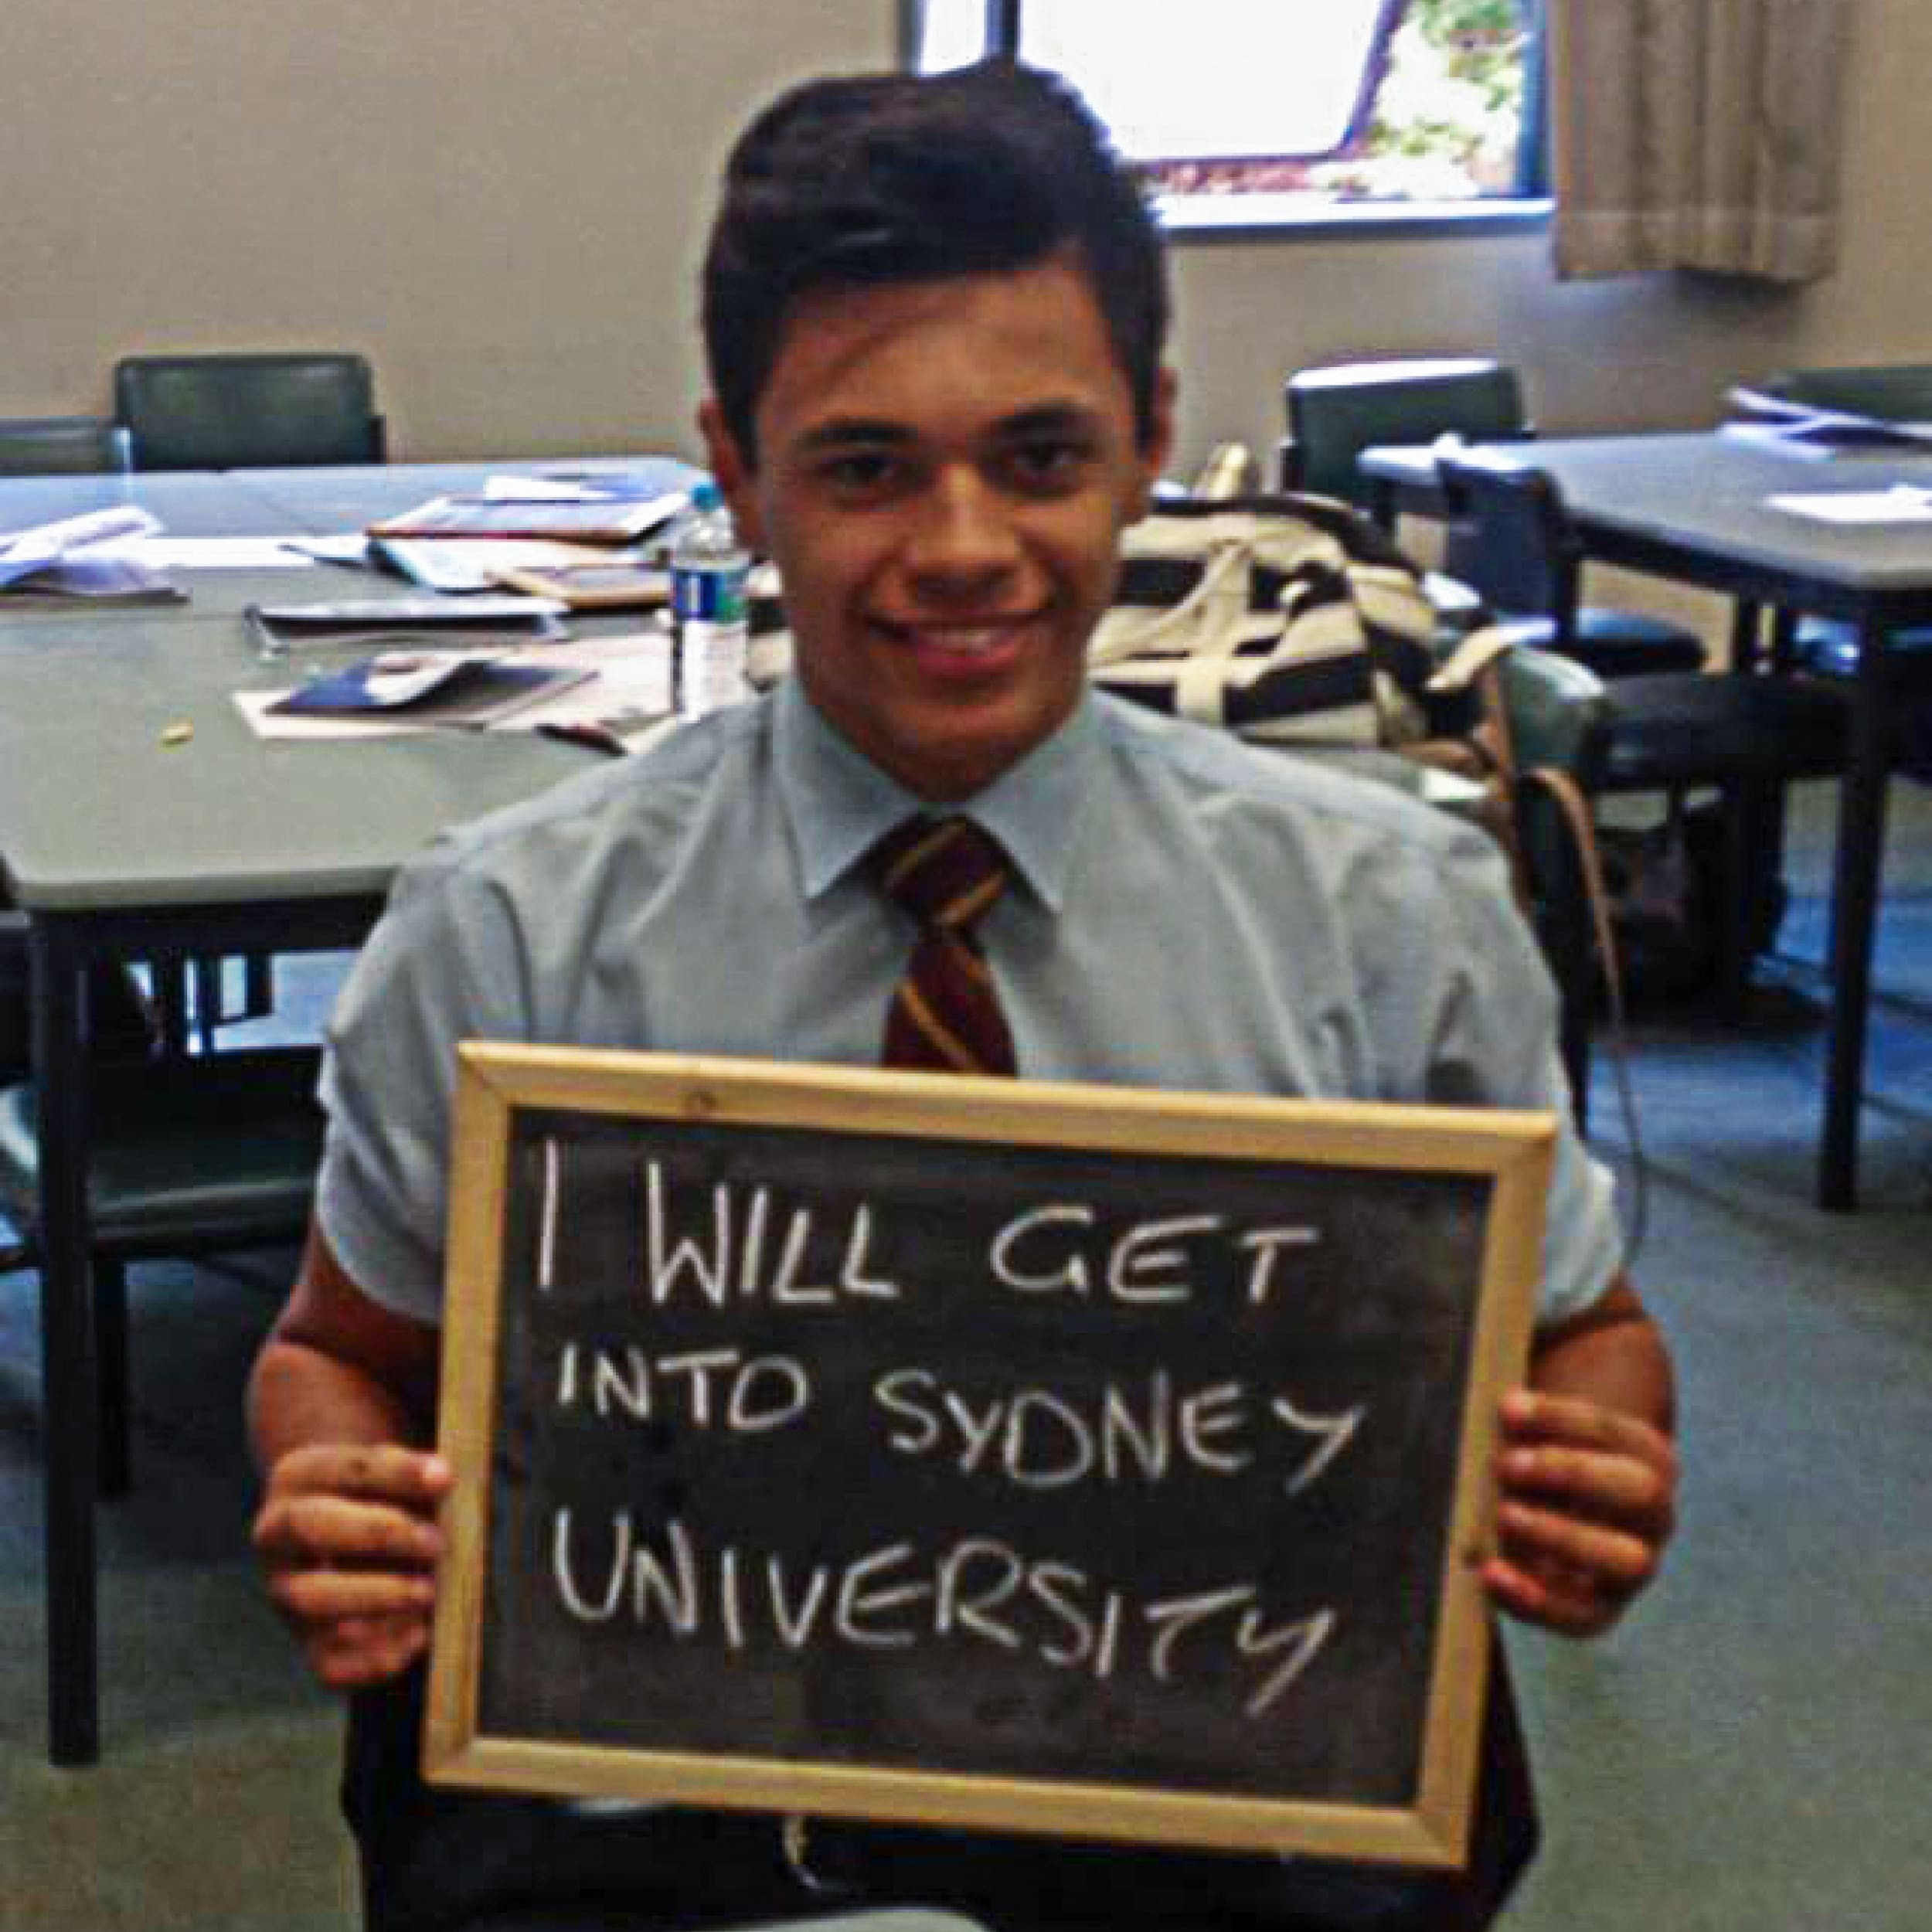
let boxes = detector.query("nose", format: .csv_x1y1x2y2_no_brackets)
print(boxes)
902,466,1024,596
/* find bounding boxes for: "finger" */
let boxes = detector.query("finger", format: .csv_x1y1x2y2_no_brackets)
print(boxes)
1499,1392,1675,1475
308,1614,434,1691
1498,1498,1662,1600
1498,1441,1675,1532
269,1443,452,1509
253,1492,445,1571
269,1566,438,1625
1482,1554,1614,1637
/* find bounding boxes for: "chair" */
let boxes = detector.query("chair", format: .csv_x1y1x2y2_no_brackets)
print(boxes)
1437,453,1709,679
0,416,132,476
1281,357,1529,520
1484,645,1611,1118
1755,362,1932,421
113,352,386,471
0,1036,324,1488
1437,460,1852,1053
0,1013,324,1761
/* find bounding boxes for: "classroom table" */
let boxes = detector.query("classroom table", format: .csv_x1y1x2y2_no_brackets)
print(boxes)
1359,430,1932,1213
0,455,699,1764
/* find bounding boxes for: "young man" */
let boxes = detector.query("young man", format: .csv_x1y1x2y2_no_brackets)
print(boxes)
250,60,1675,1932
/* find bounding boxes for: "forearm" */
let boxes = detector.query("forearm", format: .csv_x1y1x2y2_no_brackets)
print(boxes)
247,1224,444,1477
1529,1274,1675,1437
247,1335,430,1478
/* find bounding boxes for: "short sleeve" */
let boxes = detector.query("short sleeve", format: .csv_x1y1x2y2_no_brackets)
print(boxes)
315,850,531,1324
1393,825,1624,1329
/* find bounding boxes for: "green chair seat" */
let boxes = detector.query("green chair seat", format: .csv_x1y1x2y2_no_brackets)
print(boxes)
0,1046,323,1250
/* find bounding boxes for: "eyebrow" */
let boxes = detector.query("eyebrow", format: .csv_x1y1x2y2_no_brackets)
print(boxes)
792,419,915,455
791,402,1105,456
995,404,1104,441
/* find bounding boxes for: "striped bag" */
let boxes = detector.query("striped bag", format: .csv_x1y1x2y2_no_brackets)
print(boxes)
1087,493,1445,747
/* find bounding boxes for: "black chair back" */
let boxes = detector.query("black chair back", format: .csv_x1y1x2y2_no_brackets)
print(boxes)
1438,454,1583,647
114,352,385,470
0,415,132,476
1758,362,1932,422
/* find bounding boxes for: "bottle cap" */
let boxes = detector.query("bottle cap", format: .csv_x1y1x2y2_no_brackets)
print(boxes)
690,481,722,512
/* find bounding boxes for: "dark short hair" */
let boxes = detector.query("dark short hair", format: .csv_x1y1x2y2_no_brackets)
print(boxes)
701,60,1170,462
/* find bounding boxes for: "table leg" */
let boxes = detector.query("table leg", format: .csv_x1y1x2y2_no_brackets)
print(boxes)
32,915,100,1764
1729,597,1764,674
1818,616,1893,1210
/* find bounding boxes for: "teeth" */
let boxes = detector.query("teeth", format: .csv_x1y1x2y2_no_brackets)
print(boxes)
900,622,1017,655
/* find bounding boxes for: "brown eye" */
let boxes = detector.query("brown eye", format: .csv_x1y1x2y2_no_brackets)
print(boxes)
820,451,903,498
1003,438,1088,493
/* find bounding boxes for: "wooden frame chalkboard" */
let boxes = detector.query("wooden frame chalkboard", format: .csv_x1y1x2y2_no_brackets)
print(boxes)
425,1045,1553,1870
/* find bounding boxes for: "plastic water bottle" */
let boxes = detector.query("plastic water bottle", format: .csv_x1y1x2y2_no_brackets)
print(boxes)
671,481,751,715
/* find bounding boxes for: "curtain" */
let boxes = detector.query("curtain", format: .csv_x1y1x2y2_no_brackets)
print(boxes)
1547,0,1852,282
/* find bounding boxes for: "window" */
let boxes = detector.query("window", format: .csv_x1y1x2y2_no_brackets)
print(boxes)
907,0,1546,229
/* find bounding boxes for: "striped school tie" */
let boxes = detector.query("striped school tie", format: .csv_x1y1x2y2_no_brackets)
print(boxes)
869,814,1016,1076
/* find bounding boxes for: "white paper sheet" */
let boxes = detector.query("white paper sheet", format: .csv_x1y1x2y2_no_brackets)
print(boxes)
1766,487,1932,526
96,536,318,568
0,506,162,583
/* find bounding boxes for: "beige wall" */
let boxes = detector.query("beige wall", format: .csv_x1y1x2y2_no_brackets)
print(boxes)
2,0,895,461
3,0,1923,477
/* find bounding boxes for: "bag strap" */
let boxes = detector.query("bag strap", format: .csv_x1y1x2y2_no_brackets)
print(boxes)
1518,760,1651,1258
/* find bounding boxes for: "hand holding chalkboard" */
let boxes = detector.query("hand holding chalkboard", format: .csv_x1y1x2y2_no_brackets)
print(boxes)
426,1049,1552,1871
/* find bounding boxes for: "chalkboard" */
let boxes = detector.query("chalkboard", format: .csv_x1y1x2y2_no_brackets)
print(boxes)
425,1046,1552,1870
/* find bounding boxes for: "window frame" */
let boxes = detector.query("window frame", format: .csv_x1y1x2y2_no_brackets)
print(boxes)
896,0,1553,240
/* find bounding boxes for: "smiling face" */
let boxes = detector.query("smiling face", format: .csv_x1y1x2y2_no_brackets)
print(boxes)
700,259,1173,801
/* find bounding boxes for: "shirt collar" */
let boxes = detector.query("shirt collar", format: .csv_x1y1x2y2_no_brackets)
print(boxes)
775,677,1095,913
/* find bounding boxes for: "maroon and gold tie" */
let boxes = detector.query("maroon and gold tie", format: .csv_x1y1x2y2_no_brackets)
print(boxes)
869,814,1016,1076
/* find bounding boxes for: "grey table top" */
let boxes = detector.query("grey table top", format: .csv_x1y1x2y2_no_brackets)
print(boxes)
0,457,699,913
1360,430,1932,600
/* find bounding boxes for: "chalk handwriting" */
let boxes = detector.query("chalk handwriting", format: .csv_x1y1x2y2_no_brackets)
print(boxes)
554,1343,812,1433
873,1366,1362,1492
988,1204,1322,1306
1270,1394,1366,1495
549,1512,1337,1719
642,1163,902,1308
539,1135,563,1291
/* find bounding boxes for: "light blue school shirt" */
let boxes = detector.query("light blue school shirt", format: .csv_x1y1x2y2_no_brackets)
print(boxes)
317,680,1621,1328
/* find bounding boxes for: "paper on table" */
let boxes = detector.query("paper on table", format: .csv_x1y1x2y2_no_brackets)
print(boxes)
96,536,318,569
236,630,675,743
233,689,424,740
1766,487,1932,526
0,506,161,585
478,472,683,505
488,632,676,738
369,536,644,593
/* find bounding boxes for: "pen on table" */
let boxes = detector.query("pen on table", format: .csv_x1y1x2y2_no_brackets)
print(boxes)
243,603,281,659
278,537,378,571
536,721,629,757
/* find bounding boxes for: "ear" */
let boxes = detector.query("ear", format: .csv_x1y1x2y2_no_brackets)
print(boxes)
696,397,767,549
1130,367,1179,519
